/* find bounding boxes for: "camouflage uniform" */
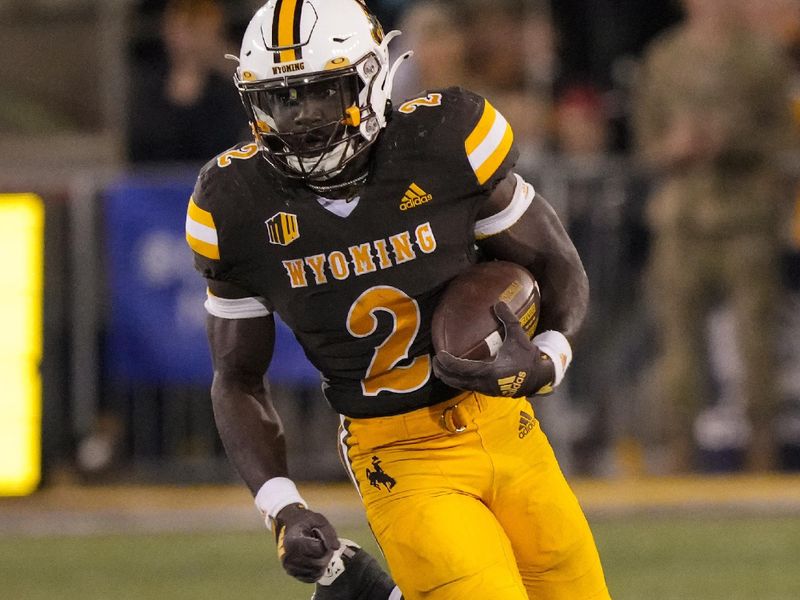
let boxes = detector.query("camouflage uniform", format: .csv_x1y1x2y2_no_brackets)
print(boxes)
633,26,794,470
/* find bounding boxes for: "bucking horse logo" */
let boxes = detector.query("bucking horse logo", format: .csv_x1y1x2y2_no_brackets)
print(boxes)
366,455,396,492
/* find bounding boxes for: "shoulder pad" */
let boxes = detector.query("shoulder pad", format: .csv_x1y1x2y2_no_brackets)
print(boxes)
394,86,481,127
390,87,517,190
187,142,259,262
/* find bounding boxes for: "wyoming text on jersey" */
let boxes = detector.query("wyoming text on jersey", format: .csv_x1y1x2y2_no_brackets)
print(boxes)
282,221,437,288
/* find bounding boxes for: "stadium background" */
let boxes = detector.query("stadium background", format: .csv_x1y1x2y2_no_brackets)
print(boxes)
1,0,799,598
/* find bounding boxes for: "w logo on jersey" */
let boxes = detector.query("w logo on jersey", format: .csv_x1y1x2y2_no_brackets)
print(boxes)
266,212,300,246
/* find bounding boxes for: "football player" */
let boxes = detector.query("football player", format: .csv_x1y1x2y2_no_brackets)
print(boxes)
185,0,610,598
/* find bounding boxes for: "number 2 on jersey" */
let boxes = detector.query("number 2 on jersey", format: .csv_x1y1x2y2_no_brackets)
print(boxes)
398,93,443,114
347,286,431,396
217,143,258,167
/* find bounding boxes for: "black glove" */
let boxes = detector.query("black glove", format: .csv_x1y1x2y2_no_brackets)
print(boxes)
432,302,555,398
274,503,341,583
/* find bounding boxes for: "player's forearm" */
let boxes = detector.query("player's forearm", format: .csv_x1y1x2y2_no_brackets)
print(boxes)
211,375,289,495
531,250,588,340
479,194,589,340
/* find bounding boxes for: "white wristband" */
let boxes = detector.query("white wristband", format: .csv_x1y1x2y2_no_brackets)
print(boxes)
254,477,307,531
532,330,573,389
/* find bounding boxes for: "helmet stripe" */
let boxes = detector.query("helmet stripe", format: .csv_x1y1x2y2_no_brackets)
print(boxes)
271,0,283,62
273,0,301,63
292,0,304,59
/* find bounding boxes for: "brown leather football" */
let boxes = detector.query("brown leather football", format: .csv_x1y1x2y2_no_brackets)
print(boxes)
431,261,540,361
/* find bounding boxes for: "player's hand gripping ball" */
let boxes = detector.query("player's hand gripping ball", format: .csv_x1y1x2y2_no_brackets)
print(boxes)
431,261,555,397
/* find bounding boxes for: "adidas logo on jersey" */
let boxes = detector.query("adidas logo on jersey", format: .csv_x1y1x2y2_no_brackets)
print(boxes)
400,183,433,211
518,410,534,439
498,371,527,397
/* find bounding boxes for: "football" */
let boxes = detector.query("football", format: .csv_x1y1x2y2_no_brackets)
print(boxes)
431,261,540,361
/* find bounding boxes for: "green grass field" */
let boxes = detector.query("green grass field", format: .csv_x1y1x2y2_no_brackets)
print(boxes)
2,515,799,600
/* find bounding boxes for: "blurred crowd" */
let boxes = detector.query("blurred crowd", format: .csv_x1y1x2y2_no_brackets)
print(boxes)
122,0,668,166
4,0,800,478
102,0,800,476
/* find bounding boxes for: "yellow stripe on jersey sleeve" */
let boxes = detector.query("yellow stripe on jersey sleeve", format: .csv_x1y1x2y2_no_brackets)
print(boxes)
465,101,497,155
185,196,220,260
464,99,515,186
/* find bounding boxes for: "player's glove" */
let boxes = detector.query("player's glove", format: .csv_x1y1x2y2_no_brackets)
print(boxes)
432,302,571,398
274,503,341,583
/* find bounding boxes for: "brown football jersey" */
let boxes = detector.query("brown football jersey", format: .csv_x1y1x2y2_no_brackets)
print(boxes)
187,87,518,417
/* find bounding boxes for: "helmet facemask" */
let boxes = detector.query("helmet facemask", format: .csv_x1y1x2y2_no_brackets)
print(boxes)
238,60,376,182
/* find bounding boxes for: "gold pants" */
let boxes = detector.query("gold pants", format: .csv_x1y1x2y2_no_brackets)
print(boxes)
339,392,610,600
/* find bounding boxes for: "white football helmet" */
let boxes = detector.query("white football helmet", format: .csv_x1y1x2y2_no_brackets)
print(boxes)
233,0,410,181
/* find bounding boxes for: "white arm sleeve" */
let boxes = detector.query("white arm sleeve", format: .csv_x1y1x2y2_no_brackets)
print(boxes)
204,290,271,319
474,173,534,240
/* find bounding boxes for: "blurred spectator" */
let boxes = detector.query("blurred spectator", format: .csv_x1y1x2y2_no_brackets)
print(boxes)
550,84,651,475
742,1,800,470
126,0,247,163
550,0,682,153
465,0,557,165
391,0,473,101
740,0,800,49
464,0,528,92
633,0,796,473
514,2,560,164
551,84,613,474
740,0,800,143
0,2,103,134
493,89,552,169
553,84,608,163
741,1,800,267
521,1,559,94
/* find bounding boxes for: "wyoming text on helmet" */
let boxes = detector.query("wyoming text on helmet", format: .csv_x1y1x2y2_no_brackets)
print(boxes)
230,0,412,181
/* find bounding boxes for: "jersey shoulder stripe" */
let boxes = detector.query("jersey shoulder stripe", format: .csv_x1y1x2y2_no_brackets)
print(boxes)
465,99,514,185
186,195,220,260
